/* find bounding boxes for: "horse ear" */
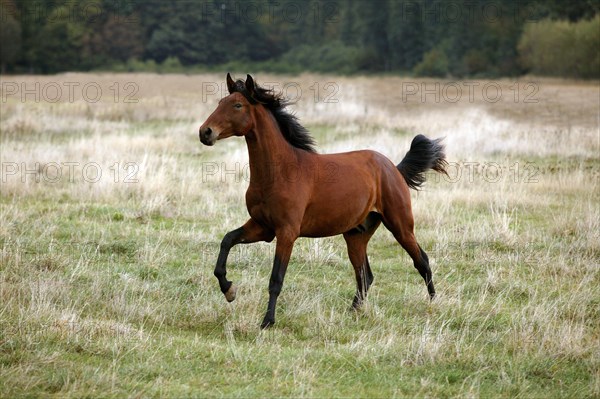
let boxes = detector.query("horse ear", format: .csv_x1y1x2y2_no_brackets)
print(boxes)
245,74,255,95
226,73,236,94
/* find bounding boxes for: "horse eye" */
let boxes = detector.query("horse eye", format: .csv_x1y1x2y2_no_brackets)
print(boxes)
234,103,243,109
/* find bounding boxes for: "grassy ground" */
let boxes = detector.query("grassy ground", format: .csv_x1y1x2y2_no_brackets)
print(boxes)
1,73,599,397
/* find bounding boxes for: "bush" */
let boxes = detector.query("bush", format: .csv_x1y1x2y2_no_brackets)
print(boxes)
462,49,492,76
125,58,158,73
277,42,364,75
413,48,449,77
518,15,600,79
573,16,600,78
160,57,184,73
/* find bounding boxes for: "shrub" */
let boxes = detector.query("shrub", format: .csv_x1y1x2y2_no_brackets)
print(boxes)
159,57,184,73
278,42,364,75
518,15,600,79
413,48,449,77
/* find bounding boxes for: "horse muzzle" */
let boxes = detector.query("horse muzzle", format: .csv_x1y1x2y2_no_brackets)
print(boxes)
199,126,216,146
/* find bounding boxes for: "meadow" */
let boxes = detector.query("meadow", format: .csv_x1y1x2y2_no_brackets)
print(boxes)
0,73,598,398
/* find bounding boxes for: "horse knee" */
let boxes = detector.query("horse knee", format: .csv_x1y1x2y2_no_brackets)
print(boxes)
220,228,242,250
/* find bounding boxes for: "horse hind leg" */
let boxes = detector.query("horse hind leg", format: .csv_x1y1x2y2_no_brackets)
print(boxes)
357,254,374,308
402,237,435,299
343,232,371,309
383,216,436,300
343,212,381,309
411,242,435,299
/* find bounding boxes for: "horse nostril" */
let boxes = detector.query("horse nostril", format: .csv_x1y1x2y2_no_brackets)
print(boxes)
199,127,213,140
199,127,215,145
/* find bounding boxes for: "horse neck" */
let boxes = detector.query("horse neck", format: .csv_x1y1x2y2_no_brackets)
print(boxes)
245,106,298,186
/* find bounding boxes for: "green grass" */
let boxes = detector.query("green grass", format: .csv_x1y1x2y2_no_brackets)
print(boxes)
2,157,598,398
1,75,599,398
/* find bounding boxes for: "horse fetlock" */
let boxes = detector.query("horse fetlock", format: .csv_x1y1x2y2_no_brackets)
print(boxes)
260,316,275,329
224,284,237,302
351,298,363,310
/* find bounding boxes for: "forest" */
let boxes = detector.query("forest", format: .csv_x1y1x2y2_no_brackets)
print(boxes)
1,0,598,77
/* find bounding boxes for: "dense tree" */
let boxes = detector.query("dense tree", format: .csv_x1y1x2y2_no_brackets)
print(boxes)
32,16,84,73
355,0,390,71
0,13,21,73
142,0,276,66
387,0,426,71
2,0,598,78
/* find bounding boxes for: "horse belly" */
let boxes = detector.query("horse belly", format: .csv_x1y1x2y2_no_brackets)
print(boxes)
299,194,374,237
300,157,379,237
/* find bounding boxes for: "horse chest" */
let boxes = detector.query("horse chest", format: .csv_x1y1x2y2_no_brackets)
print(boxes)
245,189,273,225
246,188,300,227
247,200,269,224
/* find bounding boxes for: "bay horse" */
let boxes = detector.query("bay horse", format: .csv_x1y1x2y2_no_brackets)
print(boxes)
199,74,448,328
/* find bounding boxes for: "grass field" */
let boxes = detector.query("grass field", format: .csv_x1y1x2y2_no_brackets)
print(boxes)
1,73,599,397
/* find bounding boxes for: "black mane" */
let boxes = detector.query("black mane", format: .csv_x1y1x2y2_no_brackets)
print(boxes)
232,79,317,153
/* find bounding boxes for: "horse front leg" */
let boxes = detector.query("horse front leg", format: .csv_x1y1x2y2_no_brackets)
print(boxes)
214,219,274,302
261,229,297,329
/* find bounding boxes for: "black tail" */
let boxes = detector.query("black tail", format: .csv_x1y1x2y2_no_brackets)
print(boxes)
397,134,448,190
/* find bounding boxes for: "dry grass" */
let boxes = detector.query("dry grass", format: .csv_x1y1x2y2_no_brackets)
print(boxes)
1,73,599,398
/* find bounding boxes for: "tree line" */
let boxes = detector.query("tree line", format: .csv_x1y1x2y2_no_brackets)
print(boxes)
1,0,598,78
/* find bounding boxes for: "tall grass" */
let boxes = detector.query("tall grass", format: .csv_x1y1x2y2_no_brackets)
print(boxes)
1,73,599,397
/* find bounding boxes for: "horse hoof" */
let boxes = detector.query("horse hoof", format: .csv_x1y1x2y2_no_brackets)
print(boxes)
260,318,274,329
260,321,274,329
225,285,237,302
